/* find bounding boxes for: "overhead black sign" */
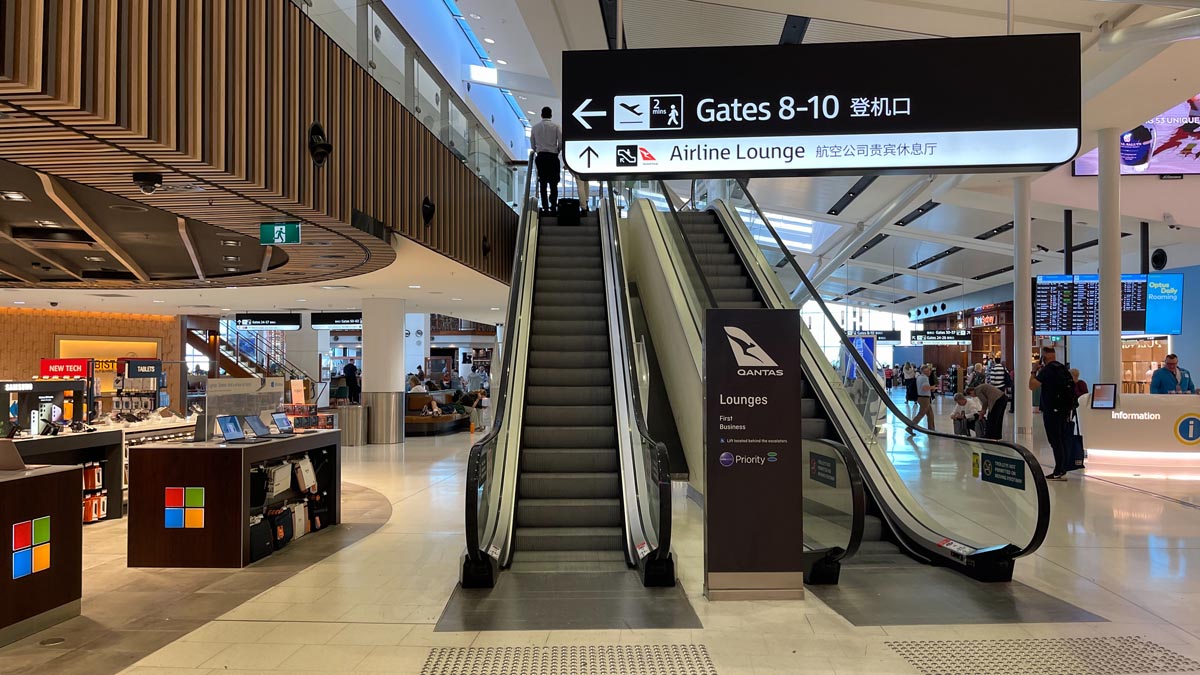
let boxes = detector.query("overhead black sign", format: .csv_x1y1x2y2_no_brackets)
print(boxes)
911,329,971,345
562,34,1080,178
311,312,363,330
876,330,903,343
705,309,803,598
234,313,302,331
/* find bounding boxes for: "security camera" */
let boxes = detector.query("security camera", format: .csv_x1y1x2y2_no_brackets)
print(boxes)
132,172,163,195
308,122,333,167
49,301,59,307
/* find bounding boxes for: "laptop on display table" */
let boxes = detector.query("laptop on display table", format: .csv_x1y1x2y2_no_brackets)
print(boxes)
215,415,267,444
243,415,290,440
271,412,314,435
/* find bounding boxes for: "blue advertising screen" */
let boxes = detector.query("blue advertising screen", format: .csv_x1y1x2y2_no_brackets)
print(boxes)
1032,273,1182,335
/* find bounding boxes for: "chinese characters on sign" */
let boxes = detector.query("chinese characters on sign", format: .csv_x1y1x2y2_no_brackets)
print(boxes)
815,142,937,159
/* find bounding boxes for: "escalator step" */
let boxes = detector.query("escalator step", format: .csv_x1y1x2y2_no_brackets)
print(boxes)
535,268,604,283
530,319,609,336
515,498,622,528
695,253,738,266
518,472,621,499
526,367,612,387
714,288,756,302
681,222,723,235
534,279,605,294
800,418,830,440
527,350,610,370
524,405,615,427
533,291,605,306
862,514,885,542
685,232,728,244
800,398,817,417
508,549,629,573
676,212,720,225
532,304,606,321
514,527,624,552
522,425,617,448
528,335,610,352
539,245,600,258
701,263,748,276
722,301,765,309
689,242,733,255
706,275,752,290
526,386,614,406
539,256,602,269
521,448,619,473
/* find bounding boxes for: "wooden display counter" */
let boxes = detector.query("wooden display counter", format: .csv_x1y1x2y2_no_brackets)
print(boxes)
0,465,83,646
127,430,341,568
15,430,124,521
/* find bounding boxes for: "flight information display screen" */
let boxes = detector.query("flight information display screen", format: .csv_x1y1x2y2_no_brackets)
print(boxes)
1032,274,1182,335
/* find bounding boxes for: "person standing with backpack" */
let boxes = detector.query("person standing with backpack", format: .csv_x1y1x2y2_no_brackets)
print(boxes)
1028,346,1077,481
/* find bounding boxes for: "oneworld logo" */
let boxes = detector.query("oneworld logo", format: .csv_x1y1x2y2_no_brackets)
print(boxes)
724,326,782,376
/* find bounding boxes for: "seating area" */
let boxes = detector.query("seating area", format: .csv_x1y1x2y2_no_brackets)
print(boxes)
405,391,471,435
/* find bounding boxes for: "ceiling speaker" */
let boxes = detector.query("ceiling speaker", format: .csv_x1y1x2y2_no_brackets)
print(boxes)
1151,248,1167,271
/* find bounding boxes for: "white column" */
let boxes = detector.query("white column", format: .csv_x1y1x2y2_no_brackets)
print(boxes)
1012,175,1034,438
283,313,330,408
362,298,407,393
1098,127,1123,383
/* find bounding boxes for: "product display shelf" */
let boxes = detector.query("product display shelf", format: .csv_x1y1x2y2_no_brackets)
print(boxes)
127,430,341,568
14,430,124,522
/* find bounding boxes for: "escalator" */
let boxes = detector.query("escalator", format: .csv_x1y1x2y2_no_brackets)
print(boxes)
462,163,673,590
625,178,1050,584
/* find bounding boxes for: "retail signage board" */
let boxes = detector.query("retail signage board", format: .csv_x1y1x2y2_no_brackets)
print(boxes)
235,313,302,331
259,222,301,245
911,329,971,345
38,358,90,379
704,309,804,598
562,34,1080,178
311,312,362,330
122,359,162,379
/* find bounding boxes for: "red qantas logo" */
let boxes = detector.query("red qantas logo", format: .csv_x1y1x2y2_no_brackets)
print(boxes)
638,147,656,161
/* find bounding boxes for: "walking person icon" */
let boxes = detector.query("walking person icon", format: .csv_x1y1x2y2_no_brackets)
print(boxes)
668,104,680,127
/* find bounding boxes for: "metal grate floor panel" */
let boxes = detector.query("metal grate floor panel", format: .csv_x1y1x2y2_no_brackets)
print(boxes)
420,644,717,675
888,636,1200,675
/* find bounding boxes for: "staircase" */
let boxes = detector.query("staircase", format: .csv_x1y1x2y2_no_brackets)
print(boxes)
186,320,315,385
511,215,627,573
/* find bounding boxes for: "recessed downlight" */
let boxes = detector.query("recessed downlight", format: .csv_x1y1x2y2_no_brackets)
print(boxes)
108,204,148,213
220,308,231,312
13,300,25,305
451,297,463,301
223,267,239,272
321,285,350,290
408,285,421,289
490,307,500,311
222,256,240,262
34,219,60,228
0,191,29,201
483,37,495,44
152,300,165,303
469,13,481,19
495,59,508,65
220,240,241,247
84,256,105,262
295,298,307,302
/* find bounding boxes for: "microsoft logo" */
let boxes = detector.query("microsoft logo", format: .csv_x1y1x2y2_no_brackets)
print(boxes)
13,517,50,579
165,487,205,529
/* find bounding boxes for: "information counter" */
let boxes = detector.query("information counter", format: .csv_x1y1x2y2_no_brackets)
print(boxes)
1077,393,1200,470
0,465,82,646
127,430,341,568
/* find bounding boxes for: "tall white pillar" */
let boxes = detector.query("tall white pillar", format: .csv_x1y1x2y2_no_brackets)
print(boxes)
363,298,407,392
1012,175,1034,437
283,313,330,408
1098,128,1123,383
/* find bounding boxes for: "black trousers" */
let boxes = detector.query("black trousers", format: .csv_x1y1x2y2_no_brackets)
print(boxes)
1042,409,1073,475
347,385,360,404
535,152,560,211
984,396,1008,439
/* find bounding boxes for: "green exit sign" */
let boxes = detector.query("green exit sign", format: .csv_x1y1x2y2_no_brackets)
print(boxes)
260,222,301,245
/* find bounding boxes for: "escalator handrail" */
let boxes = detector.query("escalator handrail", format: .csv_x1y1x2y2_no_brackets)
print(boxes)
601,184,672,564
464,150,537,564
808,438,867,564
732,177,1050,559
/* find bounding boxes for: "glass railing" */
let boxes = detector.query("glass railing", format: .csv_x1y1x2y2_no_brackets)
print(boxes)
599,183,674,583
295,0,520,207
708,178,1050,571
463,151,537,586
801,439,865,583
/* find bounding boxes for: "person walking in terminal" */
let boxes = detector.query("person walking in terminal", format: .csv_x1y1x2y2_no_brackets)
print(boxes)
343,358,360,404
903,362,918,412
1150,354,1196,394
1029,346,1077,481
530,106,562,214
908,364,936,434
969,382,1008,440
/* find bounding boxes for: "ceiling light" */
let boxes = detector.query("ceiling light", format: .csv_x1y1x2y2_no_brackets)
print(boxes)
84,256,105,262
221,308,231,312
1,191,29,201
220,240,241,247
153,300,165,303
518,95,527,101
452,297,463,301
483,37,495,44
496,59,508,65
223,267,239,272
490,307,500,311
296,298,307,302
321,285,350,290
34,219,60,228
226,286,238,290
222,256,240,262
469,13,481,19
408,285,421,289
13,301,25,305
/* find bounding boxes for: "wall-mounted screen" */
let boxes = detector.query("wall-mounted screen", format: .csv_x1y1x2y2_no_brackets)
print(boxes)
1073,94,1200,176
1032,273,1182,335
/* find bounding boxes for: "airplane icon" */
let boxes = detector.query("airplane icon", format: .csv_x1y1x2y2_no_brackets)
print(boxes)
619,102,643,116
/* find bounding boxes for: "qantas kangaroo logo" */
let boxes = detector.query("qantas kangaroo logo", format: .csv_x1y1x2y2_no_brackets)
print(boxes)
723,326,778,368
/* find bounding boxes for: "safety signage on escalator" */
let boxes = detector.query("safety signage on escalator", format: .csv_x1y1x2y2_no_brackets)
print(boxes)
562,34,1080,177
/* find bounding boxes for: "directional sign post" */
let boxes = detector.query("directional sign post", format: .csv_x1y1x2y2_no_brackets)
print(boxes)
259,222,302,245
562,35,1080,178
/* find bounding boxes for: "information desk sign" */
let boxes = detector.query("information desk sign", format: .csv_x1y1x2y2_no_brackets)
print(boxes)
562,34,1080,178
704,309,803,600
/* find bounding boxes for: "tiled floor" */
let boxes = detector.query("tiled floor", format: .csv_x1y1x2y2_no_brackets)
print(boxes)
5,396,1200,675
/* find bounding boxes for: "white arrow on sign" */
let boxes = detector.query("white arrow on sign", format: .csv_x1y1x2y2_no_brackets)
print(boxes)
572,98,606,130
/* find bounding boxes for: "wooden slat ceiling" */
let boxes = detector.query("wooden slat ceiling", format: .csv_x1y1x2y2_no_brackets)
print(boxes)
0,0,517,288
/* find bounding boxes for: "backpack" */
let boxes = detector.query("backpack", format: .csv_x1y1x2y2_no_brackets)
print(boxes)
1040,362,1078,414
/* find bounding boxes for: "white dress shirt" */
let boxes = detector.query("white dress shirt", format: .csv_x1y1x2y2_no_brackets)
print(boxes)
530,119,561,154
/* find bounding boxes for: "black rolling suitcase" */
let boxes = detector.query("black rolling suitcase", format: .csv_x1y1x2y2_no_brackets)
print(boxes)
557,198,580,226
